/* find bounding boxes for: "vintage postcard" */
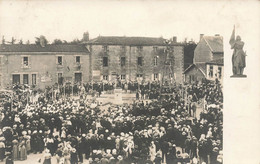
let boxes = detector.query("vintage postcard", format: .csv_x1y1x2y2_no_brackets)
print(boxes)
0,0,259,164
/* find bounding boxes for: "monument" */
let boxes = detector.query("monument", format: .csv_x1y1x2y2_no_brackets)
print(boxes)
230,26,247,77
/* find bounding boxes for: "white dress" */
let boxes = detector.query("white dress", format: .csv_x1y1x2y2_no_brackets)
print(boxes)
149,143,156,161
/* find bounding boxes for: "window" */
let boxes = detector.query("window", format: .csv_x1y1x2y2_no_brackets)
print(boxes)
153,46,158,51
76,56,80,63
121,57,126,67
121,75,126,80
154,73,158,80
137,57,143,66
103,75,108,80
103,57,108,67
13,74,20,85
218,67,222,79
154,56,158,66
23,74,29,84
209,65,213,78
75,73,82,84
137,74,143,78
103,45,109,52
23,57,29,66
32,74,36,85
58,73,63,85
58,56,63,65
137,46,143,52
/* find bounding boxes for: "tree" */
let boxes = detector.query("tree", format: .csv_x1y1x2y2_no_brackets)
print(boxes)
52,39,63,44
19,39,23,44
35,35,48,46
70,38,81,44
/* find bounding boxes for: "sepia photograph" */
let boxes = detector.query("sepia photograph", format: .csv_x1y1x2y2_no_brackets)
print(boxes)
0,0,259,164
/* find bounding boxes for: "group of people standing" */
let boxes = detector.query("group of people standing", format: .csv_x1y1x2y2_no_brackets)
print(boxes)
0,80,223,164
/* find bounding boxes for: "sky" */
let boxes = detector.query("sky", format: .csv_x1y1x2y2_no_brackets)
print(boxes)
0,0,259,43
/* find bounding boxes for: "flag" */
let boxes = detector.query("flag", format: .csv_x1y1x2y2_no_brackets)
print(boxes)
229,25,235,45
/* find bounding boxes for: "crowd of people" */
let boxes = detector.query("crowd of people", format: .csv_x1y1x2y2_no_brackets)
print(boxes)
0,80,223,164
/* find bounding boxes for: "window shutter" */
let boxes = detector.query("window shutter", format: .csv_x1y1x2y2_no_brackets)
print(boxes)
21,56,23,67
28,56,31,67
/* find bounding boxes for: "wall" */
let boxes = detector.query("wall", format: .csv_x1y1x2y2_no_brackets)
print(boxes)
0,52,90,89
89,44,185,83
194,38,213,64
184,66,205,83
206,63,223,84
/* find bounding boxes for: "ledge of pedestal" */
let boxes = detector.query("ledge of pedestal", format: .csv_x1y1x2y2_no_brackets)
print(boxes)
230,74,247,78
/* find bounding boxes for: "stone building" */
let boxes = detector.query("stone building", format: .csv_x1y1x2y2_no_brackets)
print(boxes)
183,63,206,84
194,34,223,64
85,36,185,84
0,43,90,89
184,34,224,84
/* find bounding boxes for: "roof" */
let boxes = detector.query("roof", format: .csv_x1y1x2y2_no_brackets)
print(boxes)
86,36,182,46
203,36,223,53
206,58,224,65
0,44,89,53
183,63,206,76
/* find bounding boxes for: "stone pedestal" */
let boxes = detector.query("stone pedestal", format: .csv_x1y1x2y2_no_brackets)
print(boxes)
230,74,247,78
114,88,123,105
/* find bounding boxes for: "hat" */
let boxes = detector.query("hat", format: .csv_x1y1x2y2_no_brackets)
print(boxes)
213,147,219,152
117,155,123,160
112,149,117,155
72,148,76,153
156,152,161,157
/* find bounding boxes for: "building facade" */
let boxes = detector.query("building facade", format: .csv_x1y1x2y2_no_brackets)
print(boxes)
0,44,90,89
206,58,224,84
194,34,223,64
184,34,224,85
183,64,206,84
86,36,185,84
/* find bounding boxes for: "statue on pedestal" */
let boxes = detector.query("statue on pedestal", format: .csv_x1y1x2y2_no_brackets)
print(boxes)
230,26,247,77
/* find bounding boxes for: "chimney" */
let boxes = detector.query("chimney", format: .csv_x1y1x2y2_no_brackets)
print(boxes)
200,34,204,41
172,36,177,43
83,32,89,42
